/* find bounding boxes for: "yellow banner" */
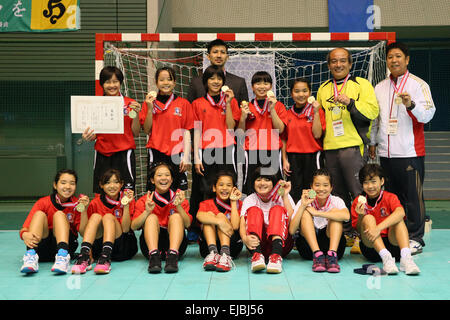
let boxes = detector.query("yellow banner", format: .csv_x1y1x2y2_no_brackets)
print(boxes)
30,0,79,30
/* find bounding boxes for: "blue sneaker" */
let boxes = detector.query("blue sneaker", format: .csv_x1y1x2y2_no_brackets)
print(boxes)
21,251,39,274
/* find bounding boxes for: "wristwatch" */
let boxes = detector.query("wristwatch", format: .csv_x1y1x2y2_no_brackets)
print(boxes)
407,101,416,111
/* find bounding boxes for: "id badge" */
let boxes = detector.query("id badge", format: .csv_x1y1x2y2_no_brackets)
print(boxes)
332,120,345,137
387,119,398,135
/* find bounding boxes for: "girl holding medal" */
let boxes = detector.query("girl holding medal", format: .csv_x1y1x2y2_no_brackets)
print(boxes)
281,78,326,203
71,169,138,275
82,66,142,194
132,162,192,273
289,168,349,273
350,164,420,275
238,71,287,195
239,166,295,274
197,170,243,272
140,67,194,191
192,65,241,203
20,169,89,274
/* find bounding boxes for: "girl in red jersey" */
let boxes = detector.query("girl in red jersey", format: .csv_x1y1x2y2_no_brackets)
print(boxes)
197,170,243,272
238,71,287,195
192,65,241,201
71,169,138,275
239,166,295,274
289,168,349,273
351,164,420,275
20,169,89,274
132,162,192,273
140,67,194,191
82,66,142,194
281,78,326,203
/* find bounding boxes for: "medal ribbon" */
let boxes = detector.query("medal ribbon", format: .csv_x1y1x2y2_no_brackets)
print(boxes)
291,103,313,119
152,93,175,114
55,194,78,209
105,191,124,207
253,98,269,115
311,195,332,211
153,189,176,207
206,92,226,112
256,181,282,203
364,190,384,214
390,71,409,96
333,74,351,101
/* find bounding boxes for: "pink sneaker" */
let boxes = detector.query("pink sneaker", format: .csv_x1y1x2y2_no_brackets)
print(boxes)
94,255,111,274
71,254,92,274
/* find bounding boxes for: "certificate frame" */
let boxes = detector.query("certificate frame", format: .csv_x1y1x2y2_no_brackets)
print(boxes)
71,96,125,134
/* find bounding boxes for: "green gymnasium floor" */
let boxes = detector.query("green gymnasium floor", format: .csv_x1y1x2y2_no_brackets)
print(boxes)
0,201,449,301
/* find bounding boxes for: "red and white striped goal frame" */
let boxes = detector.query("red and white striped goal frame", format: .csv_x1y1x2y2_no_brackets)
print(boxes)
95,32,396,95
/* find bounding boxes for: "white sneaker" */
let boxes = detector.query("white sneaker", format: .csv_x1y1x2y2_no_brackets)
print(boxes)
21,252,39,274
215,253,235,272
202,251,220,271
409,240,423,255
381,254,399,275
400,255,420,275
266,254,283,274
251,252,266,272
51,253,71,274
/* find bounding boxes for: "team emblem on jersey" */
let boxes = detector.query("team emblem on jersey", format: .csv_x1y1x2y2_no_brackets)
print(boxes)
380,207,388,217
66,213,73,223
114,209,122,218
174,107,182,117
169,209,175,215
123,107,129,115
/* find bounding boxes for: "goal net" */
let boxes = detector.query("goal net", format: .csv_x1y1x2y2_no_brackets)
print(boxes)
96,33,392,198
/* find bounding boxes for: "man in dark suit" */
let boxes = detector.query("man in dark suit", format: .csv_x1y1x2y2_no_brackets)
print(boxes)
186,38,249,242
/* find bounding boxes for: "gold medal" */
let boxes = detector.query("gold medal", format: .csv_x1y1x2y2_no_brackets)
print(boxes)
267,90,275,98
307,96,315,104
394,95,403,105
121,196,130,206
308,189,316,199
149,91,157,98
277,187,285,196
332,106,341,115
128,110,137,119
76,203,85,213
221,85,230,93
358,195,367,205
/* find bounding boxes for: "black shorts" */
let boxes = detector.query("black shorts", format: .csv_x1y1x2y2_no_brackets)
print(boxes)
147,148,188,191
360,236,401,262
139,228,188,260
295,227,346,260
92,230,138,262
33,230,78,262
93,149,136,194
198,231,243,259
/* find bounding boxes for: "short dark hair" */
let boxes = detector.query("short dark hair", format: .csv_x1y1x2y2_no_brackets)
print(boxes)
213,170,237,187
52,169,78,194
386,42,409,58
311,168,333,187
358,163,386,185
207,39,229,54
148,161,174,181
99,66,124,87
202,65,226,90
290,77,311,92
251,166,279,193
326,47,353,65
99,169,123,192
251,71,272,85
155,66,176,83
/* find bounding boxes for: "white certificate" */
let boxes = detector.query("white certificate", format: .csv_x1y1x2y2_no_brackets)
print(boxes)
71,96,125,134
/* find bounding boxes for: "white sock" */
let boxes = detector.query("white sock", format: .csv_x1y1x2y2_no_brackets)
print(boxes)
379,248,391,260
400,247,411,258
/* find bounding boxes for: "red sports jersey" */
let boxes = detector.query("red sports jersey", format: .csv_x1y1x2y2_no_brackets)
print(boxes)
95,96,137,156
133,193,192,228
351,191,403,237
244,100,287,150
139,96,194,156
22,194,81,235
87,193,135,224
192,96,241,149
282,106,326,153
198,198,242,220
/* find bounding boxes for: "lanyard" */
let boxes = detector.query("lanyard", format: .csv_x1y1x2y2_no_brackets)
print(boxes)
333,74,351,101
390,71,409,96
152,93,175,114
364,191,384,214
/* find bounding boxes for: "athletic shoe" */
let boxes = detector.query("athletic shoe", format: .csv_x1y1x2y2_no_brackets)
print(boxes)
94,254,111,274
266,254,283,274
250,252,266,272
71,253,93,274
409,240,423,255
164,251,179,273
326,252,341,273
21,252,39,274
400,255,420,275
350,237,362,254
215,253,234,272
381,254,399,275
51,253,71,274
312,252,326,272
148,251,162,273
203,251,220,271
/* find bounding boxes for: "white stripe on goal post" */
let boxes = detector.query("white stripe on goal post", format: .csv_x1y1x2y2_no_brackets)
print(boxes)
310,33,331,41
349,32,370,41
122,33,142,42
